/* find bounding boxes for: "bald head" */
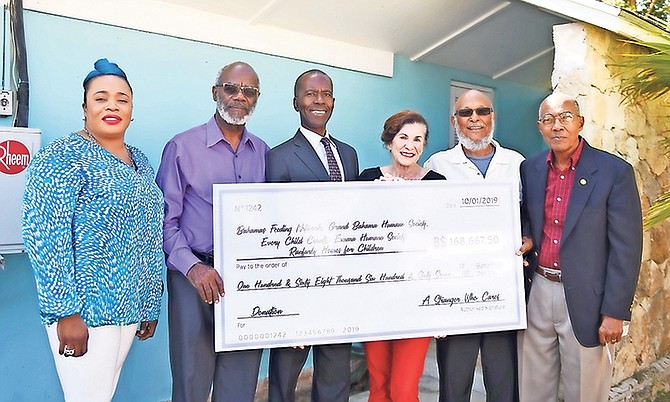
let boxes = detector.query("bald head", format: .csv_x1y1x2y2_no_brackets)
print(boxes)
538,92,580,119
454,89,493,113
215,61,260,87
536,92,584,161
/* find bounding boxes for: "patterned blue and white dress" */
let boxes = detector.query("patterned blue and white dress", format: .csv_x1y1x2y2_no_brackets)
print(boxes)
22,132,163,327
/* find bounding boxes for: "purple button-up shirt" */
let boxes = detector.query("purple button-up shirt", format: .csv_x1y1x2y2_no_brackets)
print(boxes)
156,115,269,275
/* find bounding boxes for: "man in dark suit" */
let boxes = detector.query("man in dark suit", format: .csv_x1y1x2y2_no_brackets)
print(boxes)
265,69,359,402
519,93,643,402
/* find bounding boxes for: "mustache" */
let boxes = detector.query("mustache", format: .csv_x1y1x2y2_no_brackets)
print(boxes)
454,122,495,152
225,102,249,112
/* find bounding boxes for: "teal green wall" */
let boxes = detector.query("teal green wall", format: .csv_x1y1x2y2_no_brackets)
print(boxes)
0,10,548,402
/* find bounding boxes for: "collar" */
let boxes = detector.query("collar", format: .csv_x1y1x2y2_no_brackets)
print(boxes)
546,136,584,170
463,144,495,160
454,139,500,162
300,126,334,148
205,114,255,151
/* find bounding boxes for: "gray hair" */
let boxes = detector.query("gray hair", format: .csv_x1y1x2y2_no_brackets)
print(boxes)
214,61,260,88
538,93,580,118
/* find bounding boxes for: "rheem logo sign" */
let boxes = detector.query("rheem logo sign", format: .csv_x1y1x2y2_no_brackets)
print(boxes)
0,139,31,175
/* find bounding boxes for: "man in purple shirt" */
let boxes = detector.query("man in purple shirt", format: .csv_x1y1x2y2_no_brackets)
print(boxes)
156,61,270,402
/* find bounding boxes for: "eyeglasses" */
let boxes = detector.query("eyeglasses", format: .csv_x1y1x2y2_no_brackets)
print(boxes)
215,82,260,98
455,107,494,118
538,111,576,126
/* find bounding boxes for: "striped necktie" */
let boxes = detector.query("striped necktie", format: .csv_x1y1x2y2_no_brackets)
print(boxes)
320,137,342,182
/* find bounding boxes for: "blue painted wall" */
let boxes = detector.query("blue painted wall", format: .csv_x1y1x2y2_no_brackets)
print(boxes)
0,10,548,402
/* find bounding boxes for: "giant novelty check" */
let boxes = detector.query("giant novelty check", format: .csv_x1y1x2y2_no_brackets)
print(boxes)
213,181,526,351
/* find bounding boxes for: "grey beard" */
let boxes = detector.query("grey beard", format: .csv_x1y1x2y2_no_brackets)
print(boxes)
455,122,494,152
218,104,254,125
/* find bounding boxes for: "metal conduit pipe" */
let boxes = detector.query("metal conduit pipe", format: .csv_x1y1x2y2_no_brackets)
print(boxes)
10,0,28,127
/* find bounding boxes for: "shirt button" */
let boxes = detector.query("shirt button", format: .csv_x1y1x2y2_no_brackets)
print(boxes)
556,197,562,202
553,262,558,267
553,239,558,244
238,175,242,179
571,167,575,170
560,174,565,180
554,219,559,224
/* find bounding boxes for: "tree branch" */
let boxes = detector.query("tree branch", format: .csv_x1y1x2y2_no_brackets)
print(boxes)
645,0,658,16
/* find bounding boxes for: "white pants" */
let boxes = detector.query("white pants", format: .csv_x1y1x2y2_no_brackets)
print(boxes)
519,273,612,402
46,323,137,402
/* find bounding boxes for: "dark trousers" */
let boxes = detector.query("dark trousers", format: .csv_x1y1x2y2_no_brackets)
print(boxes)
168,269,262,402
268,343,352,402
436,331,518,402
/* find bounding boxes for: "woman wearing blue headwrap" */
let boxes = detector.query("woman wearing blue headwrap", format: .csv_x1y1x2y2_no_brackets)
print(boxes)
22,58,163,402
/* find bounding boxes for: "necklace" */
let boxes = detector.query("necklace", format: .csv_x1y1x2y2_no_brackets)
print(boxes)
83,127,135,169
386,165,425,180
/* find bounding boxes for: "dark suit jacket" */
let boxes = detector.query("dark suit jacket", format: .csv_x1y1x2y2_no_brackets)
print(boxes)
520,139,642,347
264,130,358,402
265,130,359,182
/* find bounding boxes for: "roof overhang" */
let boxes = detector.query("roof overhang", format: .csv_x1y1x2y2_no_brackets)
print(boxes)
12,0,670,88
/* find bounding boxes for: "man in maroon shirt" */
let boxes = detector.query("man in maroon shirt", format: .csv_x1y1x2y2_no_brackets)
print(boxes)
519,93,642,402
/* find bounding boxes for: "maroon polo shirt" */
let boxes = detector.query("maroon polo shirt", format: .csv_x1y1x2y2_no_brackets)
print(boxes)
538,138,585,270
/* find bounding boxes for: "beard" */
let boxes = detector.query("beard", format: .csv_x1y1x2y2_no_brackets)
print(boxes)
455,120,495,152
217,100,255,125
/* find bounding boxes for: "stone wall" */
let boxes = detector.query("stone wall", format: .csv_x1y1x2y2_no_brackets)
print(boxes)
551,22,670,383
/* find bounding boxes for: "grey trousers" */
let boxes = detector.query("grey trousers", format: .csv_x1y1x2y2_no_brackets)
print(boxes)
519,273,611,402
168,269,262,402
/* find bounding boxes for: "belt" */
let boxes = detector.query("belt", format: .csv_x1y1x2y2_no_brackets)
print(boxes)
192,250,214,267
535,265,562,283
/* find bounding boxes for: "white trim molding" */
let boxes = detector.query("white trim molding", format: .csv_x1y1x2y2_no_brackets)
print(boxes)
520,0,670,44
21,0,395,77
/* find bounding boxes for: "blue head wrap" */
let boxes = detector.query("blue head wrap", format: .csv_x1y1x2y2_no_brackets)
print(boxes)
83,58,129,89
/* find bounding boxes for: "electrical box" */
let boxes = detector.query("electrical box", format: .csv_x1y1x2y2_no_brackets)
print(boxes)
0,91,14,117
0,127,41,253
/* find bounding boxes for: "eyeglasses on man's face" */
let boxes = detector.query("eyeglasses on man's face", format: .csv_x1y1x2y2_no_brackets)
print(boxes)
215,82,260,98
538,111,576,126
455,107,494,118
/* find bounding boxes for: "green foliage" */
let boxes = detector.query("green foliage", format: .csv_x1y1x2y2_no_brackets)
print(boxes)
644,191,670,229
601,0,670,22
639,0,670,22
616,40,670,104
653,388,670,401
613,38,670,229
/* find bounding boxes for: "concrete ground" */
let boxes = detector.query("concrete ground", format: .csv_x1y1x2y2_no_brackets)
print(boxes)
238,342,670,402
349,345,670,401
